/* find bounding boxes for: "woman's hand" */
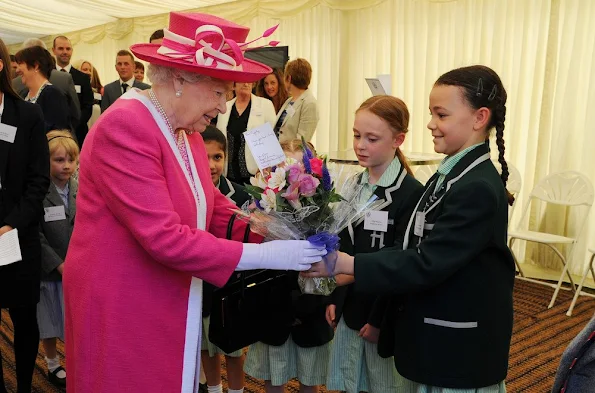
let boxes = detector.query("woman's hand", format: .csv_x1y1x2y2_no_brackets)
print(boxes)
359,323,380,344
325,304,337,328
0,225,14,237
236,240,327,271
303,251,354,277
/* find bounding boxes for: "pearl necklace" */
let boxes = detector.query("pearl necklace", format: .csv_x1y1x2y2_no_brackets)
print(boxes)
148,89,194,135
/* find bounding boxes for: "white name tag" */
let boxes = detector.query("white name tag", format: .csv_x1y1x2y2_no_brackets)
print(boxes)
75,85,82,93
0,123,17,143
286,104,296,118
44,206,66,222
93,92,102,101
414,211,425,237
364,210,389,232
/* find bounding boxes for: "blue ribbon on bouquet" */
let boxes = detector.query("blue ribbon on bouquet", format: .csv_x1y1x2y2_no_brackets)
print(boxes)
307,232,339,274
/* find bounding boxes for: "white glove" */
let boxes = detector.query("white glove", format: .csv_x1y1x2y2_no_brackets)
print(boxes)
237,240,327,271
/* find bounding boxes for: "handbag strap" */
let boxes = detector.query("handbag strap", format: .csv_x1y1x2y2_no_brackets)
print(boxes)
226,213,238,240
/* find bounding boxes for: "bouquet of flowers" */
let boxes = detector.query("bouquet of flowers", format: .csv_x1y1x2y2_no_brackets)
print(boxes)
240,140,379,295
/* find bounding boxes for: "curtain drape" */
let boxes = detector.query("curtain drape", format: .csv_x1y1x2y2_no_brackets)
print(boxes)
6,0,595,274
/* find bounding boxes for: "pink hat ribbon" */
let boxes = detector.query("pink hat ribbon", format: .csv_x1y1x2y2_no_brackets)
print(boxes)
157,24,279,71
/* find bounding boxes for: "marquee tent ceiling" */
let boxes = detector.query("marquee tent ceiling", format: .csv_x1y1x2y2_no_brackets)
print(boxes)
0,0,236,44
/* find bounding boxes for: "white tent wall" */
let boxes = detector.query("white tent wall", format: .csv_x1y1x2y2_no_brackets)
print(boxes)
4,0,595,276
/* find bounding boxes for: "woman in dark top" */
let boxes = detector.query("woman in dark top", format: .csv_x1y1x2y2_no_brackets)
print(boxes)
0,37,50,393
15,46,73,134
216,81,276,185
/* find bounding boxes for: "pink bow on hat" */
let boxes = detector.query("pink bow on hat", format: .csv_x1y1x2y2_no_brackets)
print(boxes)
157,24,280,71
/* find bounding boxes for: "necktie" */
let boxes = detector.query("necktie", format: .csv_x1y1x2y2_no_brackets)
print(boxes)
122,83,128,93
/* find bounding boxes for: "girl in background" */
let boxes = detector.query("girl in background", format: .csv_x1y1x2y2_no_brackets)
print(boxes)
38,129,79,388
326,96,423,393
201,125,250,393
306,65,516,392
244,139,332,393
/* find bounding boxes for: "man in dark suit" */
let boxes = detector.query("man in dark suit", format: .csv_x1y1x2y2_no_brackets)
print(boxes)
52,36,94,147
101,50,150,113
12,38,81,128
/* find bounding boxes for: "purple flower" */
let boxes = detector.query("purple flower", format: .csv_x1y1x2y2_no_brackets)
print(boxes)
322,161,332,191
255,198,264,210
286,163,304,183
302,152,312,174
298,174,320,197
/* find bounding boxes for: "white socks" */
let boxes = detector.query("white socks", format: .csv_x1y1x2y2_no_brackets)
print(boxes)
207,384,223,393
45,356,65,378
228,389,244,393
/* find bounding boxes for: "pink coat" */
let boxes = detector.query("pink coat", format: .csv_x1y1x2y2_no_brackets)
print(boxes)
64,91,254,393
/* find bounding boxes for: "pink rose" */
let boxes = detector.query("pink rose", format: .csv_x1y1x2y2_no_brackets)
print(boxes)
281,182,301,209
286,163,304,184
298,174,320,197
310,158,323,177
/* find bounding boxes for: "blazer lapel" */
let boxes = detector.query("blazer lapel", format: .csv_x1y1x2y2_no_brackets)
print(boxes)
46,183,64,207
0,96,18,184
282,94,305,128
434,142,490,199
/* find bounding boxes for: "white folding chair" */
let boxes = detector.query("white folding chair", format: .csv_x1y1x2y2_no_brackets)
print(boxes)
508,171,594,299
412,164,438,185
566,247,595,316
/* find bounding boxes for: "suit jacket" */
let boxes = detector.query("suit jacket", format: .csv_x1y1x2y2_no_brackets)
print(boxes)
217,94,276,176
13,69,81,127
39,179,77,281
101,79,151,113
0,94,50,307
356,143,515,388
69,67,94,146
276,89,319,143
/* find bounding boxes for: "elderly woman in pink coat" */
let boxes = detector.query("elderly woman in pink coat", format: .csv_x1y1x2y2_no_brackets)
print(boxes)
63,12,326,393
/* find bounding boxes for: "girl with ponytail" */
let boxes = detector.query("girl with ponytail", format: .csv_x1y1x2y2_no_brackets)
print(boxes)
325,95,423,393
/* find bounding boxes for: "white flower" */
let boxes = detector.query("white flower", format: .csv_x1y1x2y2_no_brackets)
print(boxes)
250,172,268,189
260,189,277,212
284,157,298,166
267,167,287,191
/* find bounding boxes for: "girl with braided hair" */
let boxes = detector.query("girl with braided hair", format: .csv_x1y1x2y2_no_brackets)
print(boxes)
305,65,515,392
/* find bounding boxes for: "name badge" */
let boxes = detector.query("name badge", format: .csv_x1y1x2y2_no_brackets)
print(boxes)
414,211,425,237
93,92,102,101
75,85,82,94
364,210,389,232
44,206,66,222
286,105,296,118
254,110,263,117
0,123,17,143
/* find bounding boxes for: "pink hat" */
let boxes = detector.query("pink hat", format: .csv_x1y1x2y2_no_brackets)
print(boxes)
130,12,278,83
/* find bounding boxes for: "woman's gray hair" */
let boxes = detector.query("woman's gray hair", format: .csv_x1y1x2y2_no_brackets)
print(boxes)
147,63,213,85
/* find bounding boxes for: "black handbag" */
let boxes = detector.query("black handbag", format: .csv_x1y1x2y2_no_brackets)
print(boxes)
208,213,294,354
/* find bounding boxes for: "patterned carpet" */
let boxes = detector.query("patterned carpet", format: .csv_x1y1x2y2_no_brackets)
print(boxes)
1,278,593,392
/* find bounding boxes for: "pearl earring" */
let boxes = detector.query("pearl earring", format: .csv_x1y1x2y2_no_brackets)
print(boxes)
176,90,182,97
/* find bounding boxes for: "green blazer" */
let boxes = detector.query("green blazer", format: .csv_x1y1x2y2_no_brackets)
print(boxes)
355,143,515,389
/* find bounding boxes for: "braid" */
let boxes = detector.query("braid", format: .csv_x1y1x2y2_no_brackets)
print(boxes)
494,105,515,206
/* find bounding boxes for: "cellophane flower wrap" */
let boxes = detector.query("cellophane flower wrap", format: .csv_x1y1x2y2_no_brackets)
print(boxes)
240,140,380,295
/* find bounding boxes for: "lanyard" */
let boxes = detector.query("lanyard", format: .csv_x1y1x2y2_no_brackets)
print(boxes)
402,153,491,250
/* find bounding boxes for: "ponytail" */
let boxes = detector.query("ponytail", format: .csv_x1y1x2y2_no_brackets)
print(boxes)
395,148,413,176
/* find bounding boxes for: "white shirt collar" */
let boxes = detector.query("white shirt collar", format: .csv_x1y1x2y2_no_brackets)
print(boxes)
56,64,72,73
120,78,135,87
